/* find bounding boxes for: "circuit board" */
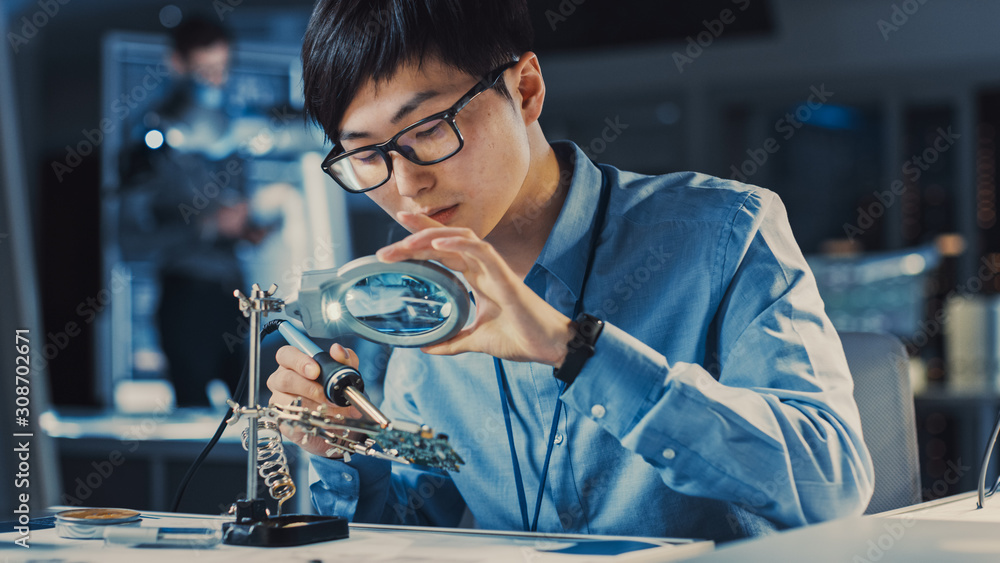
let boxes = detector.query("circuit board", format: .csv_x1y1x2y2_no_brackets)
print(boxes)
267,402,464,472
374,425,464,472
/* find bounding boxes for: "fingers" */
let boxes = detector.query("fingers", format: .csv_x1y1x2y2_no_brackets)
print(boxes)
329,343,360,370
379,246,471,272
275,345,321,380
269,343,362,406
420,325,477,356
268,389,324,413
377,221,476,263
397,211,442,230
267,344,360,408
375,213,507,280
393,225,476,248
268,341,366,459
431,237,508,280
266,365,328,405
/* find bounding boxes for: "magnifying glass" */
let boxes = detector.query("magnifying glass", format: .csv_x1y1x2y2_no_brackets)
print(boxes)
220,257,470,546
280,256,472,418
285,255,472,346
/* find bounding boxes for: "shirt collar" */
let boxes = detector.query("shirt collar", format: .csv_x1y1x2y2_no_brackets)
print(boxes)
533,141,606,304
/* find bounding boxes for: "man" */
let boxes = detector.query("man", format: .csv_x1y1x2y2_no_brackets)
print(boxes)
121,17,265,406
167,16,230,91
267,0,874,541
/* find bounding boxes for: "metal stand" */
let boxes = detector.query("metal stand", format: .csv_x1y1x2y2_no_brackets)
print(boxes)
222,284,348,547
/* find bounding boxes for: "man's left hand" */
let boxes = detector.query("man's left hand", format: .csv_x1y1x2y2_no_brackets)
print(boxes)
376,211,574,367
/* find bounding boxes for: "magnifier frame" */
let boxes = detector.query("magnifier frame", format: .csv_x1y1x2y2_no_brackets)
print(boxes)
288,256,471,347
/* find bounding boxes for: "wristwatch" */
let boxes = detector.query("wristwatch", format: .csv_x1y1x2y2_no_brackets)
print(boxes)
553,313,604,386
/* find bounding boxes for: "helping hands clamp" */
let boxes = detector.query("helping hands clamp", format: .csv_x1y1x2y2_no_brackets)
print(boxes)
230,283,463,506
222,283,464,546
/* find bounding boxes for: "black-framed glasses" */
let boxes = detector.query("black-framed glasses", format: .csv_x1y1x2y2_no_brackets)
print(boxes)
321,60,518,194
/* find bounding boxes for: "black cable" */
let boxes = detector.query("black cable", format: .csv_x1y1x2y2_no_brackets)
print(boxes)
170,319,286,513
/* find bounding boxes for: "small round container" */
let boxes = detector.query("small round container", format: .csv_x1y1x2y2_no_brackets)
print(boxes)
55,508,142,539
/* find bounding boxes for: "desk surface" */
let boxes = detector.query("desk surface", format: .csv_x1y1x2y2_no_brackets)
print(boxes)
0,511,713,563
9,495,999,562
682,492,1000,563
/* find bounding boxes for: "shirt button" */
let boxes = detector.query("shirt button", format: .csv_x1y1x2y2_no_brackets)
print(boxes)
662,448,676,460
553,433,564,445
342,472,354,482
591,404,606,419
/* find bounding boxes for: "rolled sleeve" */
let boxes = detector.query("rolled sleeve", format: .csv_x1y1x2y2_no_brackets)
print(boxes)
309,454,391,521
561,322,665,438
557,187,873,529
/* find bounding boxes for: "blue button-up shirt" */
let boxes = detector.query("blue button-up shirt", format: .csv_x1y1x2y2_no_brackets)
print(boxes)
309,141,874,542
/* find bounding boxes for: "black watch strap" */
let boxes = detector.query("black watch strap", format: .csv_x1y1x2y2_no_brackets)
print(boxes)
554,313,604,386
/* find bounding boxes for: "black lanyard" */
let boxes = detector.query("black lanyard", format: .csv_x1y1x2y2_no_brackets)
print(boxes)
494,163,611,532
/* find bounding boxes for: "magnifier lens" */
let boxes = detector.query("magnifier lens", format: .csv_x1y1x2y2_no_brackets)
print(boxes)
344,273,453,335
293,257,470,346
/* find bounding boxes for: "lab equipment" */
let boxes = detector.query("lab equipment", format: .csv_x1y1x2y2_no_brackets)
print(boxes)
219,257,471,546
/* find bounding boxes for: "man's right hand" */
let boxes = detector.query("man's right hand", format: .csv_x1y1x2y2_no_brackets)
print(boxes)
267,342,363,458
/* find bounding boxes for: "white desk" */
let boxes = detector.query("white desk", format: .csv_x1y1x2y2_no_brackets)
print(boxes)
880,490,998,522
0,510,713,562
681,492,1000,562
15,495,998,562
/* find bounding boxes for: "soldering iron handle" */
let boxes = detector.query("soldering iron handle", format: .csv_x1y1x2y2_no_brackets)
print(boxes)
314,354,365,406
276,321,364,406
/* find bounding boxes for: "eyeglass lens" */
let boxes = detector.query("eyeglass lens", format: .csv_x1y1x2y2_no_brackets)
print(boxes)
329,118,460,192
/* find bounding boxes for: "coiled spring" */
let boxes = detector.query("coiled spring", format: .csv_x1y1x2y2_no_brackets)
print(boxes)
242,419,296,514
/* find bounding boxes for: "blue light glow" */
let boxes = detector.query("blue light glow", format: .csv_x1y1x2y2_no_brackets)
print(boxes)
798,104,862,130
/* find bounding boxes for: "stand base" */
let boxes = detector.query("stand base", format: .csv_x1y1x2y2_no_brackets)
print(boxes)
222,514,349,547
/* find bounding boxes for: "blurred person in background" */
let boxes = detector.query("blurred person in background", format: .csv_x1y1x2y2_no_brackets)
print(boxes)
120,16,269,407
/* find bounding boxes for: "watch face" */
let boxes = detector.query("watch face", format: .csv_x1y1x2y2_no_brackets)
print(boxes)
556,315,604,385
576,314,604,344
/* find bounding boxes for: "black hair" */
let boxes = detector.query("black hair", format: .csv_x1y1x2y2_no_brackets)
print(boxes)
301,0,533,143
171,16,231,60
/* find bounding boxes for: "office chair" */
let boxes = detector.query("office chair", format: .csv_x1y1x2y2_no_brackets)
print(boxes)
839,332,922,514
